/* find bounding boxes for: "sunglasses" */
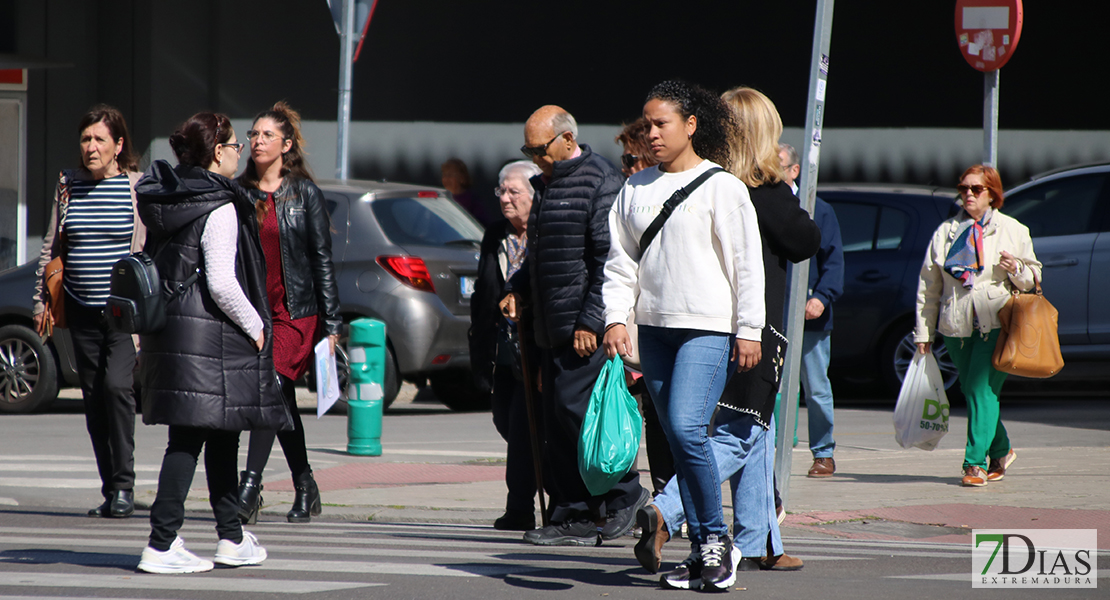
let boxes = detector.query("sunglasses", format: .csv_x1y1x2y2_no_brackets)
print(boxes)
620,153,640,169
957,184,988,196
520,132,565,158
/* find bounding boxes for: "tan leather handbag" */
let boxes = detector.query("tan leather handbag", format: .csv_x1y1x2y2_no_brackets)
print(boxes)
992,277,1064,378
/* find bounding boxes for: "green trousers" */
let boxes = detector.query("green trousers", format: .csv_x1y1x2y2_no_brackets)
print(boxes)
943,329,1011,470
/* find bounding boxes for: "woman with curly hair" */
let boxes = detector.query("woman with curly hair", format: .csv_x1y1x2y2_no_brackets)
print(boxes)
602,80,765,591
235,102,341,524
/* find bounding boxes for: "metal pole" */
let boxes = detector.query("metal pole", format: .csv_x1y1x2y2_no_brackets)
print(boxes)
776,0,834,510
983,69,999,167
335,0,355,180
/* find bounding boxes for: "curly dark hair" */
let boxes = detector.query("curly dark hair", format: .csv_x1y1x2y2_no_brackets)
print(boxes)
168,112,233,169
645,80,737,170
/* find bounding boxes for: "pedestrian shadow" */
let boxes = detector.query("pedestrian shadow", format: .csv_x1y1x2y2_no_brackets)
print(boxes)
439,562,654,591
828,472,962,486
0,548,138,571
0,508,90,519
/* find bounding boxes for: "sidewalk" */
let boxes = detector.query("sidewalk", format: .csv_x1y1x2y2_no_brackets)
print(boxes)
182,385,1110,548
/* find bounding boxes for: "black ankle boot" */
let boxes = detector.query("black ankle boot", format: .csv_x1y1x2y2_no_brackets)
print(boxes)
237,470,263,525
109,489,135,518
287,469,321,523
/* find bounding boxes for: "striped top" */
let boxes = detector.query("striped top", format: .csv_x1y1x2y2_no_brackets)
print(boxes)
62,174,135,306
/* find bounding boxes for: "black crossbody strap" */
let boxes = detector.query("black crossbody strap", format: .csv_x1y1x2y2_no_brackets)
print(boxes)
638,167,725,252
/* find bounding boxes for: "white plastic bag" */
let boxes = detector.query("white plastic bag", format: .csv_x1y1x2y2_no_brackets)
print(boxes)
893,352,951,450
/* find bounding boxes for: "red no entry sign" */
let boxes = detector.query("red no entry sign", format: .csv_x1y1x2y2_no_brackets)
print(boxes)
955,0,1023,72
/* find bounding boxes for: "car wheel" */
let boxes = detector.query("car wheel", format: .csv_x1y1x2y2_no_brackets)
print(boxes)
0,324,60,414
429,369,489,412
881,327,961,398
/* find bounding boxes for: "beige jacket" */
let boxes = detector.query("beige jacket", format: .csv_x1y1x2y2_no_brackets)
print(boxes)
32,169,146,315
914,208,1042,342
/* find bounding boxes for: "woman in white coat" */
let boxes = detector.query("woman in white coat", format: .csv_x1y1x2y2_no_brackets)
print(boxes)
914,164,1041,487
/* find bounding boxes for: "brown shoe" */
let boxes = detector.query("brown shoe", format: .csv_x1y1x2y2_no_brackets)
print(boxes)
807,457,835,478
739,553,804,571
962,466,988,487
987,449,1016,482
633,504,669,574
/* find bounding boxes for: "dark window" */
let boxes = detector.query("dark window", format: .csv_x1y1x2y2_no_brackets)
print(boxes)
832,202,879,253
371,196,484,247
1003,174,1106,238
829,200,908,252
876,207,908,250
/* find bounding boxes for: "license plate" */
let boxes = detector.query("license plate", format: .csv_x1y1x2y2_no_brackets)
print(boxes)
459,276,476,299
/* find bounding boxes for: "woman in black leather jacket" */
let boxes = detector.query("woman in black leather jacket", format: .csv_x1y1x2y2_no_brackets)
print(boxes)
235,102,341,524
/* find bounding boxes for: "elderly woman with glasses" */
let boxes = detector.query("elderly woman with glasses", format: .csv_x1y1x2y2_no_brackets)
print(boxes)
915,165,1041,487
469,160,545,531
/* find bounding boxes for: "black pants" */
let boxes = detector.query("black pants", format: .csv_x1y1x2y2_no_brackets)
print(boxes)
640,389,675,497
245,375,309,478
66,294,136,499
540,344,642,523
491,365,545,514
149,426,242,551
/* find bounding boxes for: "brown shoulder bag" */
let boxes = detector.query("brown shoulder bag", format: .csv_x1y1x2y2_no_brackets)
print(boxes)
991,275,1064,378
40,171,71,336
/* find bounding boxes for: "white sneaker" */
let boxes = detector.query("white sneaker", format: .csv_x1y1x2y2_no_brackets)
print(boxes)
138,537,214,574
214,530,267,566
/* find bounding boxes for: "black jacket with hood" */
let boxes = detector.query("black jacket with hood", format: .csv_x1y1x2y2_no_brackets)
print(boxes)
136,161,291,431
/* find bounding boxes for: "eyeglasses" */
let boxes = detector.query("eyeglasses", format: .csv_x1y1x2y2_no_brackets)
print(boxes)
246,129,285,144
494,186,528,198
620,154,640,169
957,184,988,196
520,132,566,158
221,142,244,154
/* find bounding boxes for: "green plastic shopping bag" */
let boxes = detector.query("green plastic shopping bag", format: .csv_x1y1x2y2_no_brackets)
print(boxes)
578,355,643,496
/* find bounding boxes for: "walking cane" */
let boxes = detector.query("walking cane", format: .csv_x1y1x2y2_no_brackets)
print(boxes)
514,312,549,528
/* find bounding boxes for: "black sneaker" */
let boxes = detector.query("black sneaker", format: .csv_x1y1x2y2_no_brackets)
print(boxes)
600,486,650,540
523,520,600,546
660,548,702,590
699,534,736,592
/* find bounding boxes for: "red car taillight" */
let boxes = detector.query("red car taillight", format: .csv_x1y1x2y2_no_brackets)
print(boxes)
377,256,436,293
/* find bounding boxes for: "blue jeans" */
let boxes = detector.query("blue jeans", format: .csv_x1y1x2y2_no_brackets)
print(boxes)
638,326,733,545
800,330,835,458
654,411,784,558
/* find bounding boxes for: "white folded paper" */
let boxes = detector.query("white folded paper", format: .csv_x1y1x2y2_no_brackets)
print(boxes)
315,338,341,418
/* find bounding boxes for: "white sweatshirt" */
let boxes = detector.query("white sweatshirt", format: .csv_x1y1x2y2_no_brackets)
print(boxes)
602,160,765,342
200,203,264,339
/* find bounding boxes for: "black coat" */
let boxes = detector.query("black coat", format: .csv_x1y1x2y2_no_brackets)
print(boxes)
136,162,291,431
511,144,623,349
718,181,822,427
239,177,342,337
470,219,514,396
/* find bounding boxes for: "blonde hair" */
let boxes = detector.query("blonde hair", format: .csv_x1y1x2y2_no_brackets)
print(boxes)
721,87,786,187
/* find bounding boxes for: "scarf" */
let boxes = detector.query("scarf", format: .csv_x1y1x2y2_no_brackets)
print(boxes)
944,210,991,288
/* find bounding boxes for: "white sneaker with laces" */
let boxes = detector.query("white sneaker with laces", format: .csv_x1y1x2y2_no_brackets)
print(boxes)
138,537,214,574
214,530,267,566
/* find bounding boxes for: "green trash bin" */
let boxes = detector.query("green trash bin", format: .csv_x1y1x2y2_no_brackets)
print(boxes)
346,318,386,456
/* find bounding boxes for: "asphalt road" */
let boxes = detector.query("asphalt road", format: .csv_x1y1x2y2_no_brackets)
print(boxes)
1,383,1107,598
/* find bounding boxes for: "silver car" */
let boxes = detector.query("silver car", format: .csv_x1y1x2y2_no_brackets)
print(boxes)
0,180,483,414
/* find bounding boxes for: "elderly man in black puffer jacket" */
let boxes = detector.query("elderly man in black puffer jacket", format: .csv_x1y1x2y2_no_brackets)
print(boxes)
501,105,649,546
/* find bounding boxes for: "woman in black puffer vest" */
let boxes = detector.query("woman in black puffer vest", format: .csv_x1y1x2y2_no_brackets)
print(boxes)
135,112,289,574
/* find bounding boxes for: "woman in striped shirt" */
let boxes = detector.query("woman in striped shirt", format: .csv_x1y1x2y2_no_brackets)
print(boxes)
32,104,146,519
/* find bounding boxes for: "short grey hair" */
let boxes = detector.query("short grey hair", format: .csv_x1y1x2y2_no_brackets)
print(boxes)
551,110,578,140
498,160,542,194
778,142,799,167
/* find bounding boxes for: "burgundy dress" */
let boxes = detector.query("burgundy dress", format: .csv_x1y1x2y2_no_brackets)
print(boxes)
260,193,318,381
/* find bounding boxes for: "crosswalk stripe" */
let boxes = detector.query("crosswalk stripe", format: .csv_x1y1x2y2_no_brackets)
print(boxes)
0,466,160,473
0,572,377,594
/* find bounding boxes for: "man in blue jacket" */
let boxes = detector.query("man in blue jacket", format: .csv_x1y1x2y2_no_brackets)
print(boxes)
780,143,844,478
501,106,648,546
